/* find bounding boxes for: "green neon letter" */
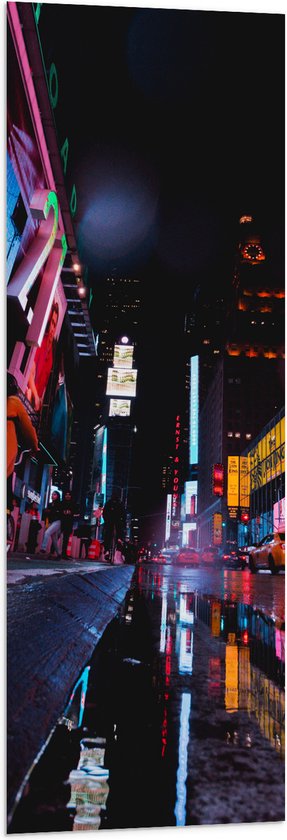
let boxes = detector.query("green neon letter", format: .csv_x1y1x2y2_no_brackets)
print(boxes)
61,138,69,175
70,185,77,217
49,63,58,109
34,3,42,24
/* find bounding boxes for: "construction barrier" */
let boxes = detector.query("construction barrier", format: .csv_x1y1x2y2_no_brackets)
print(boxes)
87,539,101,560
66,534,81,559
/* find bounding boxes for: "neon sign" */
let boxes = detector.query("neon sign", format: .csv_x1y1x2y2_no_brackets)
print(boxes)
7,188,67,345
172,415,181,522
33,4,77,217
189,355,199,465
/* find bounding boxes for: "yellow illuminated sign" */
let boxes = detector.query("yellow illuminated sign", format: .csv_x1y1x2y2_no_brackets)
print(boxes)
227,457,239,507
240,456,250,507
249,418,285,490
225,643,238,712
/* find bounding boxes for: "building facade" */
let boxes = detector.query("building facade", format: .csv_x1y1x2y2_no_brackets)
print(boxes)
7,3,95,519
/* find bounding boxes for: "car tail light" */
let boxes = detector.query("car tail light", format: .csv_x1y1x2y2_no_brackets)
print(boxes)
223,554,229,560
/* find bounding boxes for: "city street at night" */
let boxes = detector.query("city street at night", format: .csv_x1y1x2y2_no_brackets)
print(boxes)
7,560,285,831
5,0,285,835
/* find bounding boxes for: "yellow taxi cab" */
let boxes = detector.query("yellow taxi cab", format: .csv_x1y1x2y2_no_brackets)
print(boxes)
249,531,285,575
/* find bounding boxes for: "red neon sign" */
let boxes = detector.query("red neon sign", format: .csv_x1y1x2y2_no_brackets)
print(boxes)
212,464,224,496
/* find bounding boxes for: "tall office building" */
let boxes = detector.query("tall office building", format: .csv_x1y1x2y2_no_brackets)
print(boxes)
197,215,285,547
88,270,142,528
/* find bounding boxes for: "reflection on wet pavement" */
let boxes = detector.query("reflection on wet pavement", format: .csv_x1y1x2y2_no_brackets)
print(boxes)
9,565,285,831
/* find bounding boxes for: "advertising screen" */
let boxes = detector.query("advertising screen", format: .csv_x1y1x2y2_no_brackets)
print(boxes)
109,399,131,417
227,456,239,507
165,494,172,542
113,344,134,369
185,480,198,516
273,497,285,531
106,367,137,397
25,284,66,413
50,357,73,464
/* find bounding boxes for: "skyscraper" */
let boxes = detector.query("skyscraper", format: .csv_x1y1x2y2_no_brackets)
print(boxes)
88,271,142,530
197,215,285,547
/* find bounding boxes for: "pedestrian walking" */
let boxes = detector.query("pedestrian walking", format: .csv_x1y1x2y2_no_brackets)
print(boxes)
61,490,77,558
40,490,62,558
26,500,41,554
102,491,126,560
114,539,125,565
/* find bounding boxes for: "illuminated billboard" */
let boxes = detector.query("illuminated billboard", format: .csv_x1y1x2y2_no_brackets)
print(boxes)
249,417,285,490
109,399,131,417
113,344,134,369
189,356,199,465
182,522,196,545
106,367,137,397
273,497,285,530
185,480,198,516
165,494,172,542
227,456,239,507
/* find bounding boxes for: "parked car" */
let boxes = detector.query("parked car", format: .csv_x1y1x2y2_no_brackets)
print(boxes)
248,532,285,574
200,545,221,566
173,547,201,567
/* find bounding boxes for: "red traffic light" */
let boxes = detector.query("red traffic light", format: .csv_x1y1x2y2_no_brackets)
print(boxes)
241,511,249,523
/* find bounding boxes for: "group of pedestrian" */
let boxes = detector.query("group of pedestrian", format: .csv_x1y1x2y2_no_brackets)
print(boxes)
7,372,137,564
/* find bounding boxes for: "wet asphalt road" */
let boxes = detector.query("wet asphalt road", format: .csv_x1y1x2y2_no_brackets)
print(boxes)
9,561,285,832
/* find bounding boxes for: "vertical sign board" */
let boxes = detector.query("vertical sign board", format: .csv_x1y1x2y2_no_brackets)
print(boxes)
171,414,181,537
101,427,108,505
211,602,221,636
225,643,239,713
239,456,250,508
165,494,172,543
227,456,239,508
213,512,223,545
189,355,199,466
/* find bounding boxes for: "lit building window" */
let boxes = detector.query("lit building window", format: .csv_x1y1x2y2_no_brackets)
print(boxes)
235,432,241,438
227,432,233,438
246,433,252,439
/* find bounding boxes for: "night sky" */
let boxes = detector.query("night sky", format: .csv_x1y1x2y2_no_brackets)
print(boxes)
36,1,285,537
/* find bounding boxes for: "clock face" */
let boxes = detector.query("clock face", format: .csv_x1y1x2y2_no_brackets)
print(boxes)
241,243,266,263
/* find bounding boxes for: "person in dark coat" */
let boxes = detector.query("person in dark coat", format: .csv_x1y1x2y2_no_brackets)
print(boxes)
26,500,41,554
61,490,77,558
40,490,62,558
102,491,126,556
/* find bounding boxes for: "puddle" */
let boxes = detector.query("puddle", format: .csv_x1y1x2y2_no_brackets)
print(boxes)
8,567,285,831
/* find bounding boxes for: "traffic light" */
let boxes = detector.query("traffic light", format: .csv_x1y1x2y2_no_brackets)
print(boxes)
212,464,224,496
240,511,249,524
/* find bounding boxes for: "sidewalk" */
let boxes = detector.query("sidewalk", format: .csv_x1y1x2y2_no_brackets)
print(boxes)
7,550,114,584
7,555,135,826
